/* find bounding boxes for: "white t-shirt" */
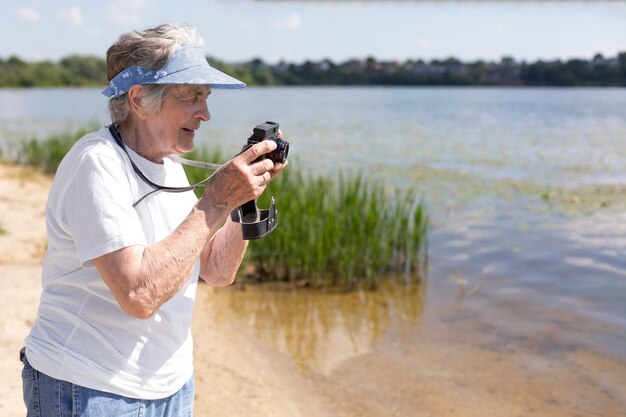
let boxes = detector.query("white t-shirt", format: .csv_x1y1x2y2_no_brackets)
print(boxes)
25,126,201,400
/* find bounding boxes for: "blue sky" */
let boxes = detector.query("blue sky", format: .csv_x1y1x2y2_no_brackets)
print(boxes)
2,0,625,64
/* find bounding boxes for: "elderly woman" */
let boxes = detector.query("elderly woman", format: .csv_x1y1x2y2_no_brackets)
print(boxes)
22,23,286,416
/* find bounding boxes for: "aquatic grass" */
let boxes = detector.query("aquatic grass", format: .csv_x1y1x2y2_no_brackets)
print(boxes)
183,151,428,289
13,130,429,290
16,124,98,174
253,168,428,289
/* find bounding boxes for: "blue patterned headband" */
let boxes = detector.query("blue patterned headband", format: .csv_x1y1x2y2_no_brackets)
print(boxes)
102,45,246,98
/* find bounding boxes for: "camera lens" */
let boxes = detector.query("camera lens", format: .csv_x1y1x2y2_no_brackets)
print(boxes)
275,139,289,164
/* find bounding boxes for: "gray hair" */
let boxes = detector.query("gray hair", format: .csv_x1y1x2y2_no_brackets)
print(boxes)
106,23,205,123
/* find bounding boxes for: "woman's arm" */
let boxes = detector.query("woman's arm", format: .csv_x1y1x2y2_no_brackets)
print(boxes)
198,217,248,287
92,140,283,319
92,202,226,319
198,150,288,286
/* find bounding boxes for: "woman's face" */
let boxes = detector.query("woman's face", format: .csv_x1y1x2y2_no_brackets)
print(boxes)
144,84,211,159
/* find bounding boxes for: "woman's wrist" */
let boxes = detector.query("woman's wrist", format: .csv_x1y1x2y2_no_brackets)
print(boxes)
196,190,231,227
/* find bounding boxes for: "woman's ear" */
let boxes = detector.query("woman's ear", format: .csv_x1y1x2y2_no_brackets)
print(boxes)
127,85,149,120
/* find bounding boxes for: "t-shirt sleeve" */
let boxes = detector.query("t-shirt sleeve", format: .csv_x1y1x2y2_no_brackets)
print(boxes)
64,150,147,267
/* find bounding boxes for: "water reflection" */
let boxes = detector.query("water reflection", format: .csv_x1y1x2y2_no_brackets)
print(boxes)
209,279,426,374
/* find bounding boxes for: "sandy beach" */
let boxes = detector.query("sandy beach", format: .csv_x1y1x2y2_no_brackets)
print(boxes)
2,160,626,417
0,163,49,417
0,161,329,417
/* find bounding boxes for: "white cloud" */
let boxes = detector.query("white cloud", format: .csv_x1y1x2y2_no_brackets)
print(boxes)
107,0,156,24
270,14,301,30
493,23,506,33
415,37,433,49
57,6,84,27
18,7,40,24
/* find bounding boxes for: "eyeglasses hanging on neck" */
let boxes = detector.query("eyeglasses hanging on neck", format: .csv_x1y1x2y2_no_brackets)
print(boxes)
108,124,224,207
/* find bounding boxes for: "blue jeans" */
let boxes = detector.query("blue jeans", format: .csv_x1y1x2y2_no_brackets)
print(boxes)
21,353,194,417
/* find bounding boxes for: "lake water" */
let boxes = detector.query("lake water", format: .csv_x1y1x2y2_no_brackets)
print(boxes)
2,87,626,416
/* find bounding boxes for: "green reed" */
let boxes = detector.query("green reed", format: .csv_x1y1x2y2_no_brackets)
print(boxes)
16,124,98,174
184,149,429,289
15,133,428,290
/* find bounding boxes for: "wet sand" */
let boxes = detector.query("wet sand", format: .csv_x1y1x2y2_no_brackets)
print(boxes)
199,275,626,417
2,161,625,417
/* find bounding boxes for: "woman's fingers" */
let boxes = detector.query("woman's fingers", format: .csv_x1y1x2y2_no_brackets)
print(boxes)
202,140,287,211
261,171,271,185
268,160,288,180
238,140,277,164
249,158,275,176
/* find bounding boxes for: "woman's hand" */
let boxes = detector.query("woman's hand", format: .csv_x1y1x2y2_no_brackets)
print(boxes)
198,139,288,215
91,140,290,317
196,132,288,285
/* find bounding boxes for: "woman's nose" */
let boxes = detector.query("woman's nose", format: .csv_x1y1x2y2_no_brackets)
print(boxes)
196,101,210,122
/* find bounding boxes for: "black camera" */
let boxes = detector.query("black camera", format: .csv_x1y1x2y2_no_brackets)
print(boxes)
230,121,289,240
246,121,289,164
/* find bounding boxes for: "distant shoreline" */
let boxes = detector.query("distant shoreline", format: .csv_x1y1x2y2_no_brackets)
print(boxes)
1,85,626,92
1,51,624,88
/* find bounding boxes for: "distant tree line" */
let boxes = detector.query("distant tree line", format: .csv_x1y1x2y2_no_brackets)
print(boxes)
0,55,107,87
1,52,625,88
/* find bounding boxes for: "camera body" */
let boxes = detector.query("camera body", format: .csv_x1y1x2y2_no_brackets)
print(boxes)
231,121,288,239
246,121,289,164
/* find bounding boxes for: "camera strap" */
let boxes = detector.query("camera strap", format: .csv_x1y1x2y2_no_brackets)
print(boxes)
227,143,280,240
230,197,278,240
109,124,219,207
109,124,279,240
